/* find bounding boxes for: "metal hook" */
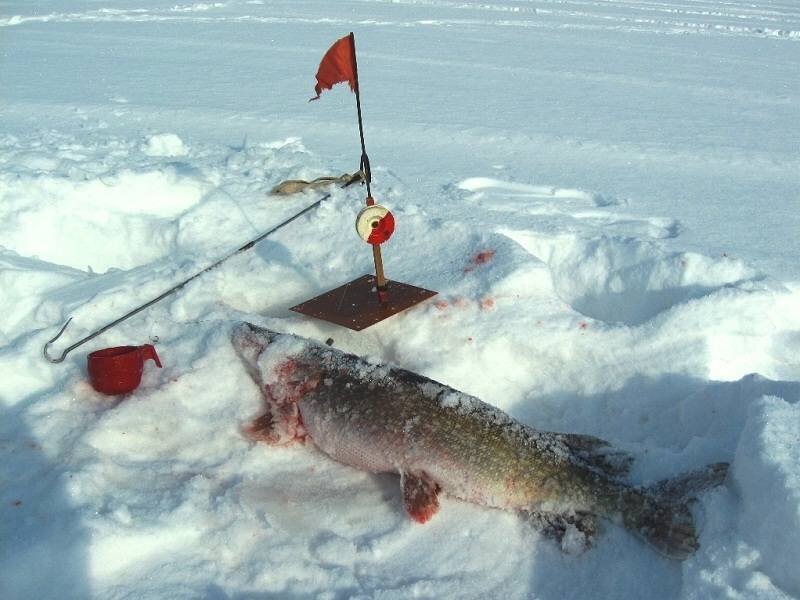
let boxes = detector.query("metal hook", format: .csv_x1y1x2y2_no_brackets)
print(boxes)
42,317,74,363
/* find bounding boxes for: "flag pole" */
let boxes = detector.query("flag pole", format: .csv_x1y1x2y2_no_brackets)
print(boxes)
349,32,371,199
348,31,388,301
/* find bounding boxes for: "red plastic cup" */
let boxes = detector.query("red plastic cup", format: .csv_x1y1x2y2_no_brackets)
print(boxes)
87,344,162,395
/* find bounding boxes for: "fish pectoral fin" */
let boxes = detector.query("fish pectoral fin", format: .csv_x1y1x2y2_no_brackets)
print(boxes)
243,405,306,446
400,471,442,524
522,509,599,555
244,411,282,445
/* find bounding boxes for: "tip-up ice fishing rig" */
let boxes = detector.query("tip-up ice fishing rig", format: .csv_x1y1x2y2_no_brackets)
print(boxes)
43,32,436,364
290,32,437,329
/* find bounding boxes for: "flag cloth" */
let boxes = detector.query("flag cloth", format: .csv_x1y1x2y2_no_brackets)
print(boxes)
310,34,357,101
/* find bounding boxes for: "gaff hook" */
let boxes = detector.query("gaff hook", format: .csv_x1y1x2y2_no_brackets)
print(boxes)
44,316,128,364
42,317,74,363
40,182,361,365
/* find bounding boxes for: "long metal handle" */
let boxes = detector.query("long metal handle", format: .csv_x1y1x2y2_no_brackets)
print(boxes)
42,191,338,364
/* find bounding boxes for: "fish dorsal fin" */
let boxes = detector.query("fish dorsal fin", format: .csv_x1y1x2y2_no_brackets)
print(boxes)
557,433,634,480
401,471,441,524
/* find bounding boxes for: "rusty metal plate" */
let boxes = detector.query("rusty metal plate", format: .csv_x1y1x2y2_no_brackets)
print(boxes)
290,275,437,331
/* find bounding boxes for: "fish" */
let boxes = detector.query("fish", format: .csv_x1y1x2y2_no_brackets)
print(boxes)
232,322,728,559
270,171,364,196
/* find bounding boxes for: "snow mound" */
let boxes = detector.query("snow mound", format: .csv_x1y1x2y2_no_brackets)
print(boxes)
143,133,188,158
681,395,800,599
0,168,205,272
734,396,800,595
0,250,87,343
0,133,331,274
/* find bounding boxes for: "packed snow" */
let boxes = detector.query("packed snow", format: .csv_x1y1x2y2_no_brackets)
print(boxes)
1,0,799,598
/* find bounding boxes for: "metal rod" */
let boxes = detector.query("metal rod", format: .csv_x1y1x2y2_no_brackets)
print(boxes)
43,190,339,364
349,31,372,198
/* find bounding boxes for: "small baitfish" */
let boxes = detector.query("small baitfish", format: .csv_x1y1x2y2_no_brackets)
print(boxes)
269,171,364,195
232,322,727,559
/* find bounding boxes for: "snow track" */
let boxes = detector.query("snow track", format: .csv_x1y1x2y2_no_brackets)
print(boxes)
2,0,800,40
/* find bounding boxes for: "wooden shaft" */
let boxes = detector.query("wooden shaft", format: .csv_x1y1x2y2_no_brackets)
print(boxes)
372,244,387,289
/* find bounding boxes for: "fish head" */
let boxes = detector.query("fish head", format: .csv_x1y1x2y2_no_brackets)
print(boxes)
232,322,319,387
232,322,280,357
233,322,320,444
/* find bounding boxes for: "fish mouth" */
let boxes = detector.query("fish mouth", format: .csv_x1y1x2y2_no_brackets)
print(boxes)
231,322,283,369
232,322,281,348
231,322,285,389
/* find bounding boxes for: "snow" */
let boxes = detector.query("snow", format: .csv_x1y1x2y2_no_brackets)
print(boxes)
1,0,799,597
143,133,189,158
732,396,800,596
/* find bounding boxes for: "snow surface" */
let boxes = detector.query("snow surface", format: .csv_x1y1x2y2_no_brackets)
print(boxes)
1,0,799,598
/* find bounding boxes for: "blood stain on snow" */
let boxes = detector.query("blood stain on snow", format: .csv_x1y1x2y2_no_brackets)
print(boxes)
464,249,496,273
436,296,494,312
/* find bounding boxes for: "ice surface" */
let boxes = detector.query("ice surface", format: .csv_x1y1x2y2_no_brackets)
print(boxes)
1,0,799,598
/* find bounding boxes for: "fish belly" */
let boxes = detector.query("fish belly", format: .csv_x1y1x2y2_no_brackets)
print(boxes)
298,390,532,511
298,397,400,474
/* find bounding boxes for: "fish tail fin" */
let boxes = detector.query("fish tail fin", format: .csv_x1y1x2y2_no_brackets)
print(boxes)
622,462,728,560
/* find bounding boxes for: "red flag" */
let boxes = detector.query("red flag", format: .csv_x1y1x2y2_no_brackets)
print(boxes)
310,34,357,101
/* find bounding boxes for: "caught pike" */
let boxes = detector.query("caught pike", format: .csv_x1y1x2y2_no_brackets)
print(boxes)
233,322,727,559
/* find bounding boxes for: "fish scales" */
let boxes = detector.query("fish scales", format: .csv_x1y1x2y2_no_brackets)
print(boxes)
233,322,728,559
285,344,606,512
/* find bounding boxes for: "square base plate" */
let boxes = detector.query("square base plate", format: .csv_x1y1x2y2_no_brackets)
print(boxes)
290,275,437,331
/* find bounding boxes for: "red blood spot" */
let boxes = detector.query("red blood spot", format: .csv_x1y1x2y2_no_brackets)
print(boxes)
251,360,318,446
277,359,299,379
452,296,469,308
480,297,496,310
291,409,308,443
434,300,449,311
579,322,588,330
464,249,496,273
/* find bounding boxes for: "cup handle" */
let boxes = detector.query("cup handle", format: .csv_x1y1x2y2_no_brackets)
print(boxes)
141,344,163,368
